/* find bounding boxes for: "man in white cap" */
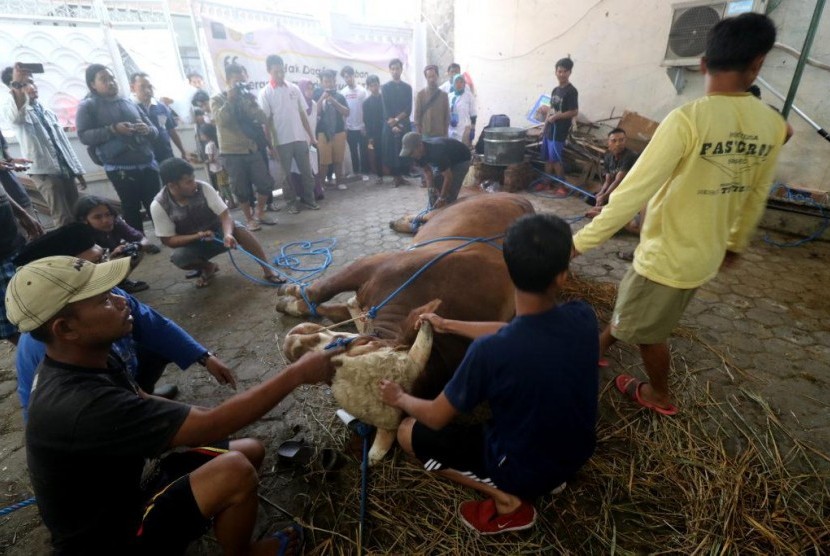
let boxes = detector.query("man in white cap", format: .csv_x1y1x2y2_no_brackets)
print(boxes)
6,256,339,555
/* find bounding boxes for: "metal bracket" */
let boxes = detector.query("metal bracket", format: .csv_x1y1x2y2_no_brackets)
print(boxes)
666,66,687,95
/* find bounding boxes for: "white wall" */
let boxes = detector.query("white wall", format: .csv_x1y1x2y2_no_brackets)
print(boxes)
454,0,830,191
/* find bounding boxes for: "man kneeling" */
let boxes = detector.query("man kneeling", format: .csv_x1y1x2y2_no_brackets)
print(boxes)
150,158,283,288
6,256,338,554
380,214,599,534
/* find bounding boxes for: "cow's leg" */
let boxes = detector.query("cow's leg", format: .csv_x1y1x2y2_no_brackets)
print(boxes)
368,428,397,466
276,253,394,317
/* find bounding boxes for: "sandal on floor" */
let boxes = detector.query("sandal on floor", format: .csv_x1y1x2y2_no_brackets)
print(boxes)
255,216,278,226
272,523,304,556
616,250,634,262
614,374,678,416
247,220,262,232
195,263,219,288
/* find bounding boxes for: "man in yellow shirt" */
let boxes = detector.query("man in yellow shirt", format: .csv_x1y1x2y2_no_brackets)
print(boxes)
572,13,788,415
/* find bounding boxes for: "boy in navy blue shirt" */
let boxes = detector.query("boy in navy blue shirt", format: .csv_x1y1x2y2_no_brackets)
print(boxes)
380,213,599,534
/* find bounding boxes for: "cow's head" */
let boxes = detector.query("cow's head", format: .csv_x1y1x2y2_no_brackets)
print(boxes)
282,300,441,429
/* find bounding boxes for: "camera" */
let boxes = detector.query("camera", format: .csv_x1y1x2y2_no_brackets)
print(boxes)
121,242,141,259
233,81,252,92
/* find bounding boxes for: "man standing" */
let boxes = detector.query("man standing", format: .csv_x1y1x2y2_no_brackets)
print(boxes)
5,255,337,554
542,58,578,184
0,126,36,218
76,64,160,234
210,63,276,230
572,13,787,415
2,63,87,227
399,132,470,209
339,66,368,176
315,70,349,190
381,58,413,187
363,75,384,183
594,128,639,209
414,65,449,139
258,55,320,214
130,73,192,164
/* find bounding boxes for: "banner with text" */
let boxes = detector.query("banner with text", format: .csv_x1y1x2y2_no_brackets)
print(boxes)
202,19,411,93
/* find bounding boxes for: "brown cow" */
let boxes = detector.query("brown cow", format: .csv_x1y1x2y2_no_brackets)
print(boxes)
276,193,534,462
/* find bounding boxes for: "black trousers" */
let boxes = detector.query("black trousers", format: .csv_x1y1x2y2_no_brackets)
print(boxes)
346,130,368,174
106,167,162,233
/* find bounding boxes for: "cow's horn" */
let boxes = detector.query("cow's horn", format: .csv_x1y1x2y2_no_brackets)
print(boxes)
408,321,433,369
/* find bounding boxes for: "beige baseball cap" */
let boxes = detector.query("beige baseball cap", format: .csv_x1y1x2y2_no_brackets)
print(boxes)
5,256,131,333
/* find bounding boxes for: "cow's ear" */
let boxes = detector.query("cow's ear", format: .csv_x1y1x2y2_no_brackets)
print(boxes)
398,299,442,346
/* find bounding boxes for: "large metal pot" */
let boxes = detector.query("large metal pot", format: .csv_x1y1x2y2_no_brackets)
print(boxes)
483,127,526,166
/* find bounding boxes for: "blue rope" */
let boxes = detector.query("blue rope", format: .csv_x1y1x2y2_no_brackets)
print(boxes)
324,336,356,350
212,237,336,318
407,235,505,251
763,183,829,247
0,497,36,517
530,167,597,200
366,234,504,320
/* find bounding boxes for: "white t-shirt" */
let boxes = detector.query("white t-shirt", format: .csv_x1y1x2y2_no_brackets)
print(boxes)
339,84,367,131
204,141,222,173
258,82,311,146
150,181,228,238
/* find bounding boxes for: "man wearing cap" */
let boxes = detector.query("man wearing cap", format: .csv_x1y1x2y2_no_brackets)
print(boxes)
5,255,338,554
400,131,471,209
13,222,238,416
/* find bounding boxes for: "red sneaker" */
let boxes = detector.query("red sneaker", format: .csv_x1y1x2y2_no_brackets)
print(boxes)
458,498,537,535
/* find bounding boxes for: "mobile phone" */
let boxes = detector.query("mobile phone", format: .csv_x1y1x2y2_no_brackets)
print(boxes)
18,63,44,74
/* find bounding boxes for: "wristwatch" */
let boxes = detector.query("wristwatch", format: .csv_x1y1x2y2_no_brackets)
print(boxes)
197,351,214,366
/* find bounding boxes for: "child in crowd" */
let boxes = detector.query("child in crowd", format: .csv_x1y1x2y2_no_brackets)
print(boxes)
363,74,384,184
74,196,155,293
200,123,235,208
75,195,159,256
292,79,324,201
380,213,599,534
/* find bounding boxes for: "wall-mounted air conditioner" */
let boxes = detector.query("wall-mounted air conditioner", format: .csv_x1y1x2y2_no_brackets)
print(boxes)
663,0,768,67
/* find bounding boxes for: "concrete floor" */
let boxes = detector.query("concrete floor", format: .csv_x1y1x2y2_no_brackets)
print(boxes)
1,176,828,553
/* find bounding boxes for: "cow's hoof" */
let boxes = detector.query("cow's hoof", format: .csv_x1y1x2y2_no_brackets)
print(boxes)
389,217,416,235
275,295,308,317
277,283,301,297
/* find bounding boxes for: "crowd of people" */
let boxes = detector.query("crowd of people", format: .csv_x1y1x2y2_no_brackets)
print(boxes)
0,11,792,555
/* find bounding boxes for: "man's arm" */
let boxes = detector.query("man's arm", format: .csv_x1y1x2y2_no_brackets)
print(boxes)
168,128,189,158
418,313,506,340
170,350,339,447
435,168,454,207
159,231,214,248
379,384,457,430
8,190,42,238
218,209,236,248
573,110,689,255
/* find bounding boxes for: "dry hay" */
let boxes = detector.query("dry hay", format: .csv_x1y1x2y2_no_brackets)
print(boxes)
259,273,830,555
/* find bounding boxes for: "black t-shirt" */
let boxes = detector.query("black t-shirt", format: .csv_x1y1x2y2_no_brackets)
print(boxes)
363,95,384,139
603,147,638,178
548,83,578,142
417,138,471,171
313,90,348,136
0,187,24,259
26,355,190,555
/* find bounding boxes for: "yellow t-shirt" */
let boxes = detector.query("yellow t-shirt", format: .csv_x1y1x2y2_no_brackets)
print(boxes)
573,93,787,289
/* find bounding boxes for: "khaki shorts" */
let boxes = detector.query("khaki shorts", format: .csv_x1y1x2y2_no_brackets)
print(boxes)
610,267,697,344
317,131,346,166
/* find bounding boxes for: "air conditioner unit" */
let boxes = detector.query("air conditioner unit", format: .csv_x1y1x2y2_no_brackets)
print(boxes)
663,0,768,66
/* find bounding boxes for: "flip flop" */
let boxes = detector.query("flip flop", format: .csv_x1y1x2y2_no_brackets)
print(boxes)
255,217,278,226
272,523,304,556
614,375,678,416
247,220,262,232
598,358,610,368
277,440,315,466
616,251,634,262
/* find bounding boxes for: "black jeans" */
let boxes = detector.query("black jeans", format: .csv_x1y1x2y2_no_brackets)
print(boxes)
106,167,162,233
346,130,368,174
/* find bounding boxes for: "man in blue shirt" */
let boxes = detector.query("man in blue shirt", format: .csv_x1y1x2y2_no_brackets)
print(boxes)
14,223,236,417
380,213,599,534
130,73,191,163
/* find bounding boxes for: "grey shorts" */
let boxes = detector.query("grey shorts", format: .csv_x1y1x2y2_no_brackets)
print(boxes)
170,238,228,269
221,153,273,203
611,266,698,344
